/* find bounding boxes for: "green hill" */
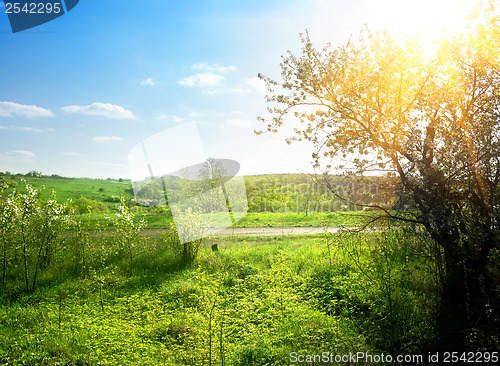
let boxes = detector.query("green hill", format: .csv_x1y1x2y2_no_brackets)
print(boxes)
0,173,133,210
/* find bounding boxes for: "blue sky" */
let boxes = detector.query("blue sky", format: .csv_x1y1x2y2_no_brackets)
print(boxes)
0,0,474,178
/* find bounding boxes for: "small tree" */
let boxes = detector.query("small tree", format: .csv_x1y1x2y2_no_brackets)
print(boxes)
161,208,208,267
0,191,15,289
2,181,69,293
109,198,146,275
71,209,105,278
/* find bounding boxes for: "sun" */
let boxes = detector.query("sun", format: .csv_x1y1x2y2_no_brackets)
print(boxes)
371,0,479,54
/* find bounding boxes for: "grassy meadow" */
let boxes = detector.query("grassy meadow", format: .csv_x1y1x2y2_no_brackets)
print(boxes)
0,173,375,230
0,175,133,210
0,232,437,365
0,174,451,365
142,211,370,230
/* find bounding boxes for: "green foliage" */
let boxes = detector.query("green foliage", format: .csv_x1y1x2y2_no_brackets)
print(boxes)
234,211,370,228
304,266,370,318
1,175,133,211
0,181,70,293
233,344,278,366
2,173,386,234
159,208,208,267
244,174,389,214
0,231,449,365
324,227,438,354
70,195,109,214
107,198,146,275
259,6,500,350
69,212,106,278
0,181,486,363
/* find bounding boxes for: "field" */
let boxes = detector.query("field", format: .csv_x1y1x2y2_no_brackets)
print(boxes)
0,174,374,230
0,174,490,365
142,211,371,230
0,232,436,365
0,175,133,210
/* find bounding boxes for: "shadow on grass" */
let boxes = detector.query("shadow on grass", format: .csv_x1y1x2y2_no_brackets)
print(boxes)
0,246,188,306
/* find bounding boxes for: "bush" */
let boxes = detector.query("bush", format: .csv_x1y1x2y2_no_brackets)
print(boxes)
69,213,106,278
233,344,279,366
0,181,71,293
158,209,208,267
106,195,121,203
304,266,370,318
158,225,195,267
107,198,146,275
70,196,109,214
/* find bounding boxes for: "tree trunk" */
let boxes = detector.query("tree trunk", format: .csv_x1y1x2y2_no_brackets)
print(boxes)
182,242,188,266
1,239,6,289
22,242,30,294
438,252,468,351
438,240,493,352
129,246,133,276
31,240,46,292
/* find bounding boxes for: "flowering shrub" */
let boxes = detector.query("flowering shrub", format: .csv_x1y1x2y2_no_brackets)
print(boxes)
108,198,146,275
0,180,70,293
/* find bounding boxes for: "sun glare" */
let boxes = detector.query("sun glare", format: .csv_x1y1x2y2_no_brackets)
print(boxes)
371,0,479,54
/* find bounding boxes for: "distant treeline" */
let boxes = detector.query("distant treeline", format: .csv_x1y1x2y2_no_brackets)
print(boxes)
1,172,398,214
0,170,131,182
244,174,396,213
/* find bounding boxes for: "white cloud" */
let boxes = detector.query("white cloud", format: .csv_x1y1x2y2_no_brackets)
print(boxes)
188,111,204,118
156,114,184,123
0,101,55,118
156,114,169,121
62,102,137,120
172,115,184,123
19,127,43,133
140,77,158,86
191,63,237,73
178,73,225,88
226,119,253,128
215,65,238,73
93,162,128,169
0,150,36,162
246,77,268,94
228,87,251,94
61,152,82,156
191,63,210,71
0,126,7,130
201,89,219,95
92,136,123,143
179,64,237,93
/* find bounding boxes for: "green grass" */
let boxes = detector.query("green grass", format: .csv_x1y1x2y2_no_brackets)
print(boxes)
1,174,376,230
116,211,372,230
232,211,371,228
0,232,437,365
2,176,133,210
